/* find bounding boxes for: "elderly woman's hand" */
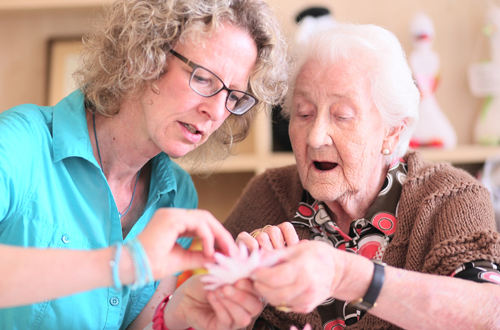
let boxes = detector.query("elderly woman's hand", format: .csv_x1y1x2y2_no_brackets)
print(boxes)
236,222,299,252
250,240,354,314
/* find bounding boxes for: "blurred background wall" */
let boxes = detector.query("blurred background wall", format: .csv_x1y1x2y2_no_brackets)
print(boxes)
0,0,490,144
0,0,496,221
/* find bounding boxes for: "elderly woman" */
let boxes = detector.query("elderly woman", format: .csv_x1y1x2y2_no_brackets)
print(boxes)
225,23,500,329
0,0,286,329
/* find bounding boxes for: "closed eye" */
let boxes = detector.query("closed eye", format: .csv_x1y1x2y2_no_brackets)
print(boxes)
193,74,211,85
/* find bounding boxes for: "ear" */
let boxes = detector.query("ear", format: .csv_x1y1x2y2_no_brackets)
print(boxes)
383,122,405,152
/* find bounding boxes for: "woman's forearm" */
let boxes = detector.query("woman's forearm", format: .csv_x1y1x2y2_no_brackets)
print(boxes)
0,244,133,307
330,249,500,329
368,266,500,330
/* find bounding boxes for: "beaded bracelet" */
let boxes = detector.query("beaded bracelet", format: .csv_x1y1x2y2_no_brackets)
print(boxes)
124,238,154,290
109,243,123,289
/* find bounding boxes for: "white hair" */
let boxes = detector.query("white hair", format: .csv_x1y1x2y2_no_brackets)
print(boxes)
283,23,420,162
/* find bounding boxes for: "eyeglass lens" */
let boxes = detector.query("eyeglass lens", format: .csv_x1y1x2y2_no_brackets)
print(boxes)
190,67,256,115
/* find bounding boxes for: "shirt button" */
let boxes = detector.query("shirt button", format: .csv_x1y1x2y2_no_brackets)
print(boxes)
110,297,120,306
61,235,70,244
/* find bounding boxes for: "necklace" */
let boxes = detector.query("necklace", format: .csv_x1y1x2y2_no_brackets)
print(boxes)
93,112,141,218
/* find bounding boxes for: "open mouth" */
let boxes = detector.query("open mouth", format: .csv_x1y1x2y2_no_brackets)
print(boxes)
314,161,337,171
181,122,201,134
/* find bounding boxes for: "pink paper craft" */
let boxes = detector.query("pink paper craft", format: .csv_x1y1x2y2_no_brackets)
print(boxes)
201,243,279,290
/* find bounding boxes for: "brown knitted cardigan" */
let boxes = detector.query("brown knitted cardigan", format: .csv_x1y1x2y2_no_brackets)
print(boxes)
224,151,500,330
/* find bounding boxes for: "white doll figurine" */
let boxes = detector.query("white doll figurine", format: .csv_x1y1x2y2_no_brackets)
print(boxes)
294,7,337,46
409,12,457,149
470,1,500,145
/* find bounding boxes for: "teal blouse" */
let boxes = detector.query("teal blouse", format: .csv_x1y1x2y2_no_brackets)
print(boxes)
0,90,197,329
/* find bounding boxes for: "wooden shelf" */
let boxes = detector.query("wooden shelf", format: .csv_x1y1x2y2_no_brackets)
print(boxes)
417,145,500,164
176,145,500,174
174,152,296,174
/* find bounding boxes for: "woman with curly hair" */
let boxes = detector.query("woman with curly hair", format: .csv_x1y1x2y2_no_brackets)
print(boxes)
0,0,287,329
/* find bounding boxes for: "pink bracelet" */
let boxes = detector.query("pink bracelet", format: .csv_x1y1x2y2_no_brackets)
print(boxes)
152,294,194,330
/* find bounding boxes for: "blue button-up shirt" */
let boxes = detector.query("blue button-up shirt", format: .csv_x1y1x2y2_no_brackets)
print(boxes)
0,90,197,329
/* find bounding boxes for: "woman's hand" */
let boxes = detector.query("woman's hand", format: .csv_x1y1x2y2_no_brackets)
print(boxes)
250,240,355,314
137,208,238,279
236,222,299,252
163,274,264,330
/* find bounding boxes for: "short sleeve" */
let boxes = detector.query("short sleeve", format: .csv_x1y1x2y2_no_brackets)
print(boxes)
0,106,44,222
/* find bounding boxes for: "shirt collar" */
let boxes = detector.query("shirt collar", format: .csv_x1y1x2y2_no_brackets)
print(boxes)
362,159,407,227
151,152,178,196
293,159,408,236
52,90,96,165
52,90,178,196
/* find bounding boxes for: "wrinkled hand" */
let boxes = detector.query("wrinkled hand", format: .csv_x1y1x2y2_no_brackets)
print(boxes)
236,222,299,252
164,274,265,330
251,240,347,314
137,208,238,279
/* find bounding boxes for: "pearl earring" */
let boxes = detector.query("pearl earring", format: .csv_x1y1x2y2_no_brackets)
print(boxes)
382,148,390,155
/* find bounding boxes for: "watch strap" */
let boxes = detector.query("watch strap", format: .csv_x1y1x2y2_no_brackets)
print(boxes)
349,260,386,311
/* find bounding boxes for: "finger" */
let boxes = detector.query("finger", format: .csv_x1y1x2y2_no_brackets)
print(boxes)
255,232,274,251
199,213,238,257
175,209,237,257
215,286,259,327
186,215,216,255
261,225,286,249
236,232,260,253
222,284,263,316
252,260,324,314
145,209,209,253
233,278,257,294
232,279,267,310
277,222,300,246
256,283,307,311
206,291,233,328
251,251,297,288
164,245,214,274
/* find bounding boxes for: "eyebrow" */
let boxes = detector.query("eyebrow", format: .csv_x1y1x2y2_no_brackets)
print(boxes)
172,49,250,92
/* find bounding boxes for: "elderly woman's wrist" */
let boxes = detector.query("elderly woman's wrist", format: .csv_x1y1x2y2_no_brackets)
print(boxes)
331,252,374,301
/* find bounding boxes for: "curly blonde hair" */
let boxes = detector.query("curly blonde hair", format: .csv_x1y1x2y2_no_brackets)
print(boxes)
75,0,288,162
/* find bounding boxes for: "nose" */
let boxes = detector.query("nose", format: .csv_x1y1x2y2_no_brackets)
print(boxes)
199,91,228,121
306,115,333,149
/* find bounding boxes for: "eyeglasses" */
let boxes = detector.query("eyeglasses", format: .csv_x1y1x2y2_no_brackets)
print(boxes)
169,50,257,115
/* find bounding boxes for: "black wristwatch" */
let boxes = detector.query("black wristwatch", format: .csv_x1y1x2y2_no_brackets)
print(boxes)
349,260,386,311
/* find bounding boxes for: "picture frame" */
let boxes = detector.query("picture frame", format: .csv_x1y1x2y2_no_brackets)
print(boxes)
46,37,83,106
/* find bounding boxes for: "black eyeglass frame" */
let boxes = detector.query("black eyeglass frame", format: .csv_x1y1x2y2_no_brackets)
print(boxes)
169,49,257,115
